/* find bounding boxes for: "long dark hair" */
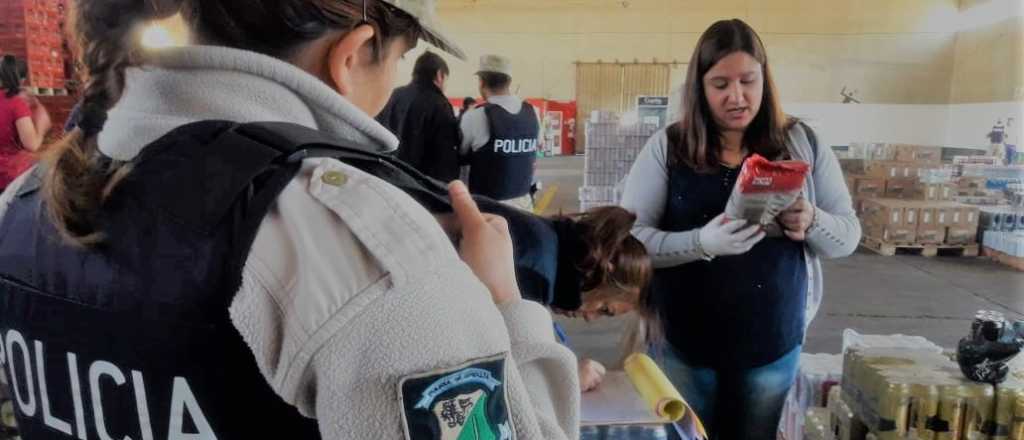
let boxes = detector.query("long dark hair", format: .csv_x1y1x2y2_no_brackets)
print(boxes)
668,19,795,172
43,0,422,247
1,55,25,98
569,206,653,318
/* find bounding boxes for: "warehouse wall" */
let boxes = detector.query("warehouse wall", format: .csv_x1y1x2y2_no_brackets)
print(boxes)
949,16,1024,103
413,0,963,104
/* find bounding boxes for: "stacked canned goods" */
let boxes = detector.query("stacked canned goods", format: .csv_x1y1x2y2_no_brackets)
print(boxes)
842,347,1002,440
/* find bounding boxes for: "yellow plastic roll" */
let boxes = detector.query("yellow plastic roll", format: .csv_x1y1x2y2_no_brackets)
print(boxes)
623,353,687,422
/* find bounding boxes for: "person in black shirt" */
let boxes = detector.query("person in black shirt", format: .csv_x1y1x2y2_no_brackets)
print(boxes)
377,51,461,182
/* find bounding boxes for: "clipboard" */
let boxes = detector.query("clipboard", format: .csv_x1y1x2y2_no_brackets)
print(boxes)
580,354,707,440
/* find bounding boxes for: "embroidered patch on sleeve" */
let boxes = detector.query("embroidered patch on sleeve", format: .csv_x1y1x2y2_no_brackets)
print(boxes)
398,354,514,440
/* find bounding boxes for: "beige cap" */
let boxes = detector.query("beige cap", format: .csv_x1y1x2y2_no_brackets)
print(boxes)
476,54,512,76
383,0,466,60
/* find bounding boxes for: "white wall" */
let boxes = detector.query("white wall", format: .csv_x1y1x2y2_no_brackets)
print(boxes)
783,101,1023,149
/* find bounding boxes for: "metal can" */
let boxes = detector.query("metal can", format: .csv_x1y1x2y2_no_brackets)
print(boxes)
1011,387,1024,440
994,380,1024,440
936,383,969,440
909,381,941,440
973,310,1007,341
962,381,996,440
877,379,913,440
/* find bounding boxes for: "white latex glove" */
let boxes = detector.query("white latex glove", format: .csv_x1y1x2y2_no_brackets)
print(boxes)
698,213,766,257
578,358,607,393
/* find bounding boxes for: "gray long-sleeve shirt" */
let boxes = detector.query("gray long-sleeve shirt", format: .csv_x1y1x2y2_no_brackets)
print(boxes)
620,122,861,329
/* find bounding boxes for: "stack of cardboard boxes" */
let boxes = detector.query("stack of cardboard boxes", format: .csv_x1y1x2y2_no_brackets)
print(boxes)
842,144,981,247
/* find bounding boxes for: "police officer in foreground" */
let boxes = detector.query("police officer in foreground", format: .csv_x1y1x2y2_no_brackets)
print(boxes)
460,55,542,211
0,0,579,439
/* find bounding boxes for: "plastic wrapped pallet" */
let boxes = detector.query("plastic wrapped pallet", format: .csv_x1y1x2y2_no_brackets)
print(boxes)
804,407,833,440
829,386,869,440
779,353,843,440
842,347,997,440
842,329,945,355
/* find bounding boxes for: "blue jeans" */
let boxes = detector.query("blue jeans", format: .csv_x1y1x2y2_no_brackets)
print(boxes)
653,344,801,440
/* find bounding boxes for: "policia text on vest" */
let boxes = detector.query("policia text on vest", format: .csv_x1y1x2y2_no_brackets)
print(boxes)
492,138,537,154
0,328,214,440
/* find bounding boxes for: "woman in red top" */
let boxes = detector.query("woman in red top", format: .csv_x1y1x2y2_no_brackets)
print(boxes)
0,55,51,189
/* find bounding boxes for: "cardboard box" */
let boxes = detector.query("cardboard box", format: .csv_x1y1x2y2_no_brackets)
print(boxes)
894,145,942,164
840,159,866,175
935,205,955,226
959,206,980,228
904,204,920,226
885,178,917,198
862,162,918,179
946,227,977,245
917,206,937,226
917,226,945,244
860,199,905,227
853,177,886,198
865,224,917,243
906,182,953,201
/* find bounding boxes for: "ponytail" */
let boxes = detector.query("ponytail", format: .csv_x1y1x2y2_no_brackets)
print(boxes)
43,0,181,246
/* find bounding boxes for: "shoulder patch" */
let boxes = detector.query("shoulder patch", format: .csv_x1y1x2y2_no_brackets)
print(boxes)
398,354,515,440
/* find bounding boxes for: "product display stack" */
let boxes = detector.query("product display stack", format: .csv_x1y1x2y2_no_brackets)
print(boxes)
980,206,1024,271
841,143,986,257
838,312,1024,440
578,110,659,211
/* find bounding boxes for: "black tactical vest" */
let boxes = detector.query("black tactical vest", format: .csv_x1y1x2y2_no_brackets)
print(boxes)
468,103,540,200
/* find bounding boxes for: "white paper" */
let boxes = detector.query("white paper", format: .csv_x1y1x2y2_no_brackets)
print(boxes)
580,372,663,426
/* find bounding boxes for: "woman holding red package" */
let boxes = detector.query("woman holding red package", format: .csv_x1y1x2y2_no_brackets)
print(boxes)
620,19,860,439
0,55,50,190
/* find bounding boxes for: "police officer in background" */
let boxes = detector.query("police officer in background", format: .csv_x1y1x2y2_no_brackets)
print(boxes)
460,55,542,211
0,0,580,439
377,51,462,182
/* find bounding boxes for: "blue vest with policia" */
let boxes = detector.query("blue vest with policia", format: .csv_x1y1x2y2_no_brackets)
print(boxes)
0,121,521,440
468,102,540,200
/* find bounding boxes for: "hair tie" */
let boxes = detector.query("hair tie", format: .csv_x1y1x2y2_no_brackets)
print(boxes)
78,103,108,137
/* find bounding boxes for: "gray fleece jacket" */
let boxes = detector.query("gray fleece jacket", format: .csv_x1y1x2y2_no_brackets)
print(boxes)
620,123,862,331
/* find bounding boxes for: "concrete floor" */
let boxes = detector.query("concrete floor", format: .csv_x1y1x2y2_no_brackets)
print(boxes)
536,155,1024,368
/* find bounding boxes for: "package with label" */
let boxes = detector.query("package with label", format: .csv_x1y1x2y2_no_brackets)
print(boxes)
724,154,810,237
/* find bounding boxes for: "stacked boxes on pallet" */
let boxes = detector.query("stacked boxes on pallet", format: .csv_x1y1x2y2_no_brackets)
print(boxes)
0,0,68,90
842,143,983,248
841,347,1024,440
579,111,658,211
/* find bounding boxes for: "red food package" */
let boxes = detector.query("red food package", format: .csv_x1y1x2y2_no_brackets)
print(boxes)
724,154,810,237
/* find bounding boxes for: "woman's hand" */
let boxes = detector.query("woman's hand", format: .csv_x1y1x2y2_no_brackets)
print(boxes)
448,181,521,305
578,358,607,393
779,197,815,241
698,213,765,257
